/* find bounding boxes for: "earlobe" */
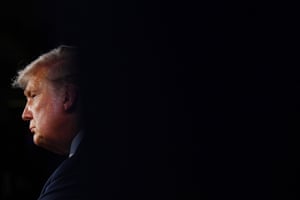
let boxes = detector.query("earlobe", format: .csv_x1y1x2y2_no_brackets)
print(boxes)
63,85,78,112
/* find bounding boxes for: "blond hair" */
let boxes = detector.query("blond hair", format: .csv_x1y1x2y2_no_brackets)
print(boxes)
12,45,79,89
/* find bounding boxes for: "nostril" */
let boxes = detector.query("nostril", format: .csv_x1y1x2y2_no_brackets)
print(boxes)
22,108,32,121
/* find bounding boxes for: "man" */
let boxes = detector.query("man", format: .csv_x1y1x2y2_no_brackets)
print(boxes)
12,45,88,199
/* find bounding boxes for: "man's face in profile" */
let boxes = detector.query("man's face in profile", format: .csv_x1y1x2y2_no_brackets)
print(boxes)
22,73,68,154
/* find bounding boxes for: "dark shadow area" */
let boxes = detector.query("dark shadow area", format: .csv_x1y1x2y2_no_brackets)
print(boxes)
0,0,297,199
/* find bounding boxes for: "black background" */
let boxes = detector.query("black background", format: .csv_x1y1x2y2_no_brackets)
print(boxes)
0,1,298,199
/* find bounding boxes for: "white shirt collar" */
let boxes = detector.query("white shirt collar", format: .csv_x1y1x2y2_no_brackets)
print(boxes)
69,130,84,158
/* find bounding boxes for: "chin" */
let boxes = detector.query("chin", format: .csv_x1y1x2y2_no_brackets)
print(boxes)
34,135,67,155
33,134,42,146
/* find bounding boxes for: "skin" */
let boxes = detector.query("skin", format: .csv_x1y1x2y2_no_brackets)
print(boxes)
22,68,79,155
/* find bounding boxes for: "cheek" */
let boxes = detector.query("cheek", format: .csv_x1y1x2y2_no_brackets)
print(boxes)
35,108,59,138
33,97,61,128
49,97,63,113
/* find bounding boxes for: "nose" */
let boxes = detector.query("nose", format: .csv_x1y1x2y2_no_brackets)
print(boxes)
22,103,32,121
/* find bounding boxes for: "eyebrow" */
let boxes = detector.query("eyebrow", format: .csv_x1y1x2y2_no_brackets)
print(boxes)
24,89,30,97
24,88,37,97
23,78,42,97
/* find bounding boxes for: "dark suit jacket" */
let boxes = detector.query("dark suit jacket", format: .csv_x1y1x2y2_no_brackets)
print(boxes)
38,139,91,200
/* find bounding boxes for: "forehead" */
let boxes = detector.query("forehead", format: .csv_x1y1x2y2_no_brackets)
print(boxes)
24,77,44,96
23,66,49,94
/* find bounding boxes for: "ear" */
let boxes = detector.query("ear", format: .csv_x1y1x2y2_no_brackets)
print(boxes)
63,85,78,112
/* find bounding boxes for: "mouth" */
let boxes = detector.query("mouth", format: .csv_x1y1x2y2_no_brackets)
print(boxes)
30,127,35,133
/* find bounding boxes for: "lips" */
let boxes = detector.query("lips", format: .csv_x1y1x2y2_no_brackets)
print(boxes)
30,127,35,133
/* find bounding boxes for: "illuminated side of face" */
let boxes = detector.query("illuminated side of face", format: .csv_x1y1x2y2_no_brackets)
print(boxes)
22,72,70,155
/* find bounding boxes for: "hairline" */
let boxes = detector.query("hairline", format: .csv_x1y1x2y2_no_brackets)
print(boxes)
12,45,78,90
